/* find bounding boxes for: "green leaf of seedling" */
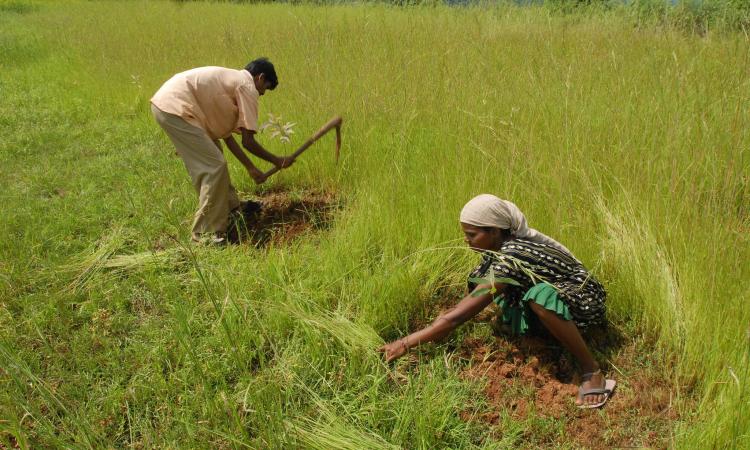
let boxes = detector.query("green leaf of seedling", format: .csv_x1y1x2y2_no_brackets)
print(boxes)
471,287,492,297
493,277,521,286
468,276,521,287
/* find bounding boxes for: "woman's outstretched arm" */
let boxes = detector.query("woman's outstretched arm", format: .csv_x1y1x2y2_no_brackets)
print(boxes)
378,285,499,363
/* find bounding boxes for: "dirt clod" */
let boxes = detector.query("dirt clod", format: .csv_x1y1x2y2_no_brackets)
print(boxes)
457,331,683,449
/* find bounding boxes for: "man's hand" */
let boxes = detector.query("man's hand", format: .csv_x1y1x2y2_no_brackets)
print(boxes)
275,156,295,169
378,340,408,363
241,129,295,170
247,166,268,185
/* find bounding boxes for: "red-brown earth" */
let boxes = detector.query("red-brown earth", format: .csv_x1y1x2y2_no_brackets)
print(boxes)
227,187,338,247
411,290,686,449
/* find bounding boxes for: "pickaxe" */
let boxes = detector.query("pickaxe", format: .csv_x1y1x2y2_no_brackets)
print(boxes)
263,116,343,179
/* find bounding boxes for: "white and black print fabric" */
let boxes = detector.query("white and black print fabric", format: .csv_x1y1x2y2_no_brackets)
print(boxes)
467,239,607,330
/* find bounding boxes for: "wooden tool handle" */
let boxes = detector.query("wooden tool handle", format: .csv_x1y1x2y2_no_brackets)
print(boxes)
263,116,343,178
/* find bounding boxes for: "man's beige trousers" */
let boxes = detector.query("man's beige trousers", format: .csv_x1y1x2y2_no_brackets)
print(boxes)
151,104,240,240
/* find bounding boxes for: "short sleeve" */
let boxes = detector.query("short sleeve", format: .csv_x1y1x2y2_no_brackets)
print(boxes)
235,85,259,132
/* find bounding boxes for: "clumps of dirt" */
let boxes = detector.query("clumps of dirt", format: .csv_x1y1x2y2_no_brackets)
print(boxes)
227,188,338,247
457,329,683,449
415,288,685,448
459,335,577,419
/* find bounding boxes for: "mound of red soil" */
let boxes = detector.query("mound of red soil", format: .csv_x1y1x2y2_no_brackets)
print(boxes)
457,330,681,449
227,188,337,247
459,335,576,420
415,288,684,448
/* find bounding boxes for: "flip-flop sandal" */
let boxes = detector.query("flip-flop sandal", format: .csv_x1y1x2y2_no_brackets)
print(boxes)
577,371,616,409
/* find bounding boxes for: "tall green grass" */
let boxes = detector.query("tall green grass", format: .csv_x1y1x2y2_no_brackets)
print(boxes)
0,0,747,447
541,0,750,34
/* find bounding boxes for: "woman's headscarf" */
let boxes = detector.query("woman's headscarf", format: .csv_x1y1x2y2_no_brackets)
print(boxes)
459,194,578,260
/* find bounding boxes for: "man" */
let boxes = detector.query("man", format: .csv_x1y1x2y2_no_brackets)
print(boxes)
151,58,293,245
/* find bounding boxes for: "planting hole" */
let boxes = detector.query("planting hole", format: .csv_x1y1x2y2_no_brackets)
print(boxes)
228,187,338,247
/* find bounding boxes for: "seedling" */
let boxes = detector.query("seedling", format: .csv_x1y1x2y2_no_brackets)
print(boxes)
261,115,343,180
469,264,521,297
260,113,296,144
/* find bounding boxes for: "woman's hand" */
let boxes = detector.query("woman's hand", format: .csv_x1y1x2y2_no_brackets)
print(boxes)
378,339,409,363
376,292,495,364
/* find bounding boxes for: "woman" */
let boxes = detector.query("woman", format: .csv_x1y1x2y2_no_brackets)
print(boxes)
378,194,615,408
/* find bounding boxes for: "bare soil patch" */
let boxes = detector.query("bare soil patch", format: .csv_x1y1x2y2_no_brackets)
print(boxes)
419,289,685,449
227,188,338,247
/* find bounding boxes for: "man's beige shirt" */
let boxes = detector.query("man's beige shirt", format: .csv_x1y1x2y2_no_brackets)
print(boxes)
151,66,259,140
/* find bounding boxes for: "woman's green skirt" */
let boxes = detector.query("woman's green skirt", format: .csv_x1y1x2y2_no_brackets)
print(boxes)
494,282,573,335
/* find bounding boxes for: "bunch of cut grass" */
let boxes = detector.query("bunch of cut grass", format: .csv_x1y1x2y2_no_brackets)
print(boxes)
273,294,384,354
62,226,188,293
103,248,188,272
285,386,400,450
62,226,129,293
287,416,400,450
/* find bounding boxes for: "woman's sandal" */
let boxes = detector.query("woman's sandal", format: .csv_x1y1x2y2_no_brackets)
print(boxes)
577,369,616,409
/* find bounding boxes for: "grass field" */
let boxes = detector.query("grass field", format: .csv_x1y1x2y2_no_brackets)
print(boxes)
0,0,748,448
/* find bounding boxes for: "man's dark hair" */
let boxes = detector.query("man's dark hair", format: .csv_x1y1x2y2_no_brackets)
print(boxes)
245,57,278,90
